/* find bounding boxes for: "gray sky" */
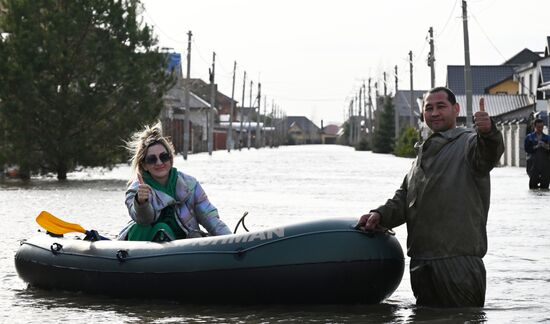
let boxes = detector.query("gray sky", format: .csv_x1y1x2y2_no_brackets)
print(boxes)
141,0,550,126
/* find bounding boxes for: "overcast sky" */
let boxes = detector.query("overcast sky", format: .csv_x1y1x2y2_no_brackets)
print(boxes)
141,0,550,126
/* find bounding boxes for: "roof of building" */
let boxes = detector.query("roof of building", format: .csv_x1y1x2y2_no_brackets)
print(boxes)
321,124,340,136
394,90,427,117
164,83,210,109
503,48,542,65
446,65,516,95
454,94,532,118
285,116,320,134
187,78,238,106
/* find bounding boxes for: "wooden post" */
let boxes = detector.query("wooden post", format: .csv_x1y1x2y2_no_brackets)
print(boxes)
239,71,246,150
208,52,216,155
227,61,236,152
183,30,192,160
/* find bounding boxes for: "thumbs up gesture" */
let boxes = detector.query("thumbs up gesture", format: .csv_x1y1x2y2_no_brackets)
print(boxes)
474,97,492,134
136,172,152,204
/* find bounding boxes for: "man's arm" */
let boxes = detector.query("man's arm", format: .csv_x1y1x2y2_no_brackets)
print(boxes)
357,176,408,231
470,97,505,174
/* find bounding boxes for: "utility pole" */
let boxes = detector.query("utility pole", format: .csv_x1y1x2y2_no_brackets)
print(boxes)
462,0,473,128
362,81,367,136
394,65,399,92
409,50,415,127
383,72,387,96
227,61,236,152
271,99,279,147
239,71,246,150
270,99,275,147
428,26,436,88
358,86,363,137
394,65,400,140
354,89,361,145
208,52,216,155
348,99,353,146
247,80,253,149
183,30,192,160
367,78,373,143
262,95,268,147
255,83,261,148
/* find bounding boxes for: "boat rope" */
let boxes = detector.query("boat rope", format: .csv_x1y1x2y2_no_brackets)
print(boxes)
233,211,250,234
21,228,388,263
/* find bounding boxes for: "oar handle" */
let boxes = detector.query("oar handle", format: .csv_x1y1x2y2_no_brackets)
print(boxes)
83,230,110,241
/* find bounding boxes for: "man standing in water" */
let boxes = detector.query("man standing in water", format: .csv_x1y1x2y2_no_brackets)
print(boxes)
356,87,504,307
524,118,550,189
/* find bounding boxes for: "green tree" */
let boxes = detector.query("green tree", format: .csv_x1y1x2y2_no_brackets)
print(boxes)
394,126,419,158
337,121,350,145
0,0,173,179
372,96,395,153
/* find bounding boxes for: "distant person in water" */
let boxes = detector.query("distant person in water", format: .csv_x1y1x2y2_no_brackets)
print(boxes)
118,122,231,241
524,118,550,189
356,87,504,307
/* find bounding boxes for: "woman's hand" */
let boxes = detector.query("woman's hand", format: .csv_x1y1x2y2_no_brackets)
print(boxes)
136,172,152,204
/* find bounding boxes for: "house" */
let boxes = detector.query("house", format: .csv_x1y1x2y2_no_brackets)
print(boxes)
454,94,533,124
219,106,261,149
446,65,518,95
160,77,212,154
185,78,240,151
320,121,340,144
394,90,427,132
445,40,550,125
512,56,550,112
186,78,238,121
161,74,241,152
446,48,541,96
285,116,321,144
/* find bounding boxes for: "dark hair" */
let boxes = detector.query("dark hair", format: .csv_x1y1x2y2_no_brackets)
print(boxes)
534,118,544,125
425,86,457,105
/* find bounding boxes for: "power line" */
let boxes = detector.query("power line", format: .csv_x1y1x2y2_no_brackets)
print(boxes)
470,11,507,61
438,0,459,38
142,8,187,45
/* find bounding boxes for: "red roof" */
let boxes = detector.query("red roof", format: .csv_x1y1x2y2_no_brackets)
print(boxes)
322,124,340,136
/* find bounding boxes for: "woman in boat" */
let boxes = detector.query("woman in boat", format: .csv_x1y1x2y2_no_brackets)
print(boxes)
118,122,231,241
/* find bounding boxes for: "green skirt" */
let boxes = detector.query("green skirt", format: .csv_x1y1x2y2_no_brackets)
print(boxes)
127,222,176,241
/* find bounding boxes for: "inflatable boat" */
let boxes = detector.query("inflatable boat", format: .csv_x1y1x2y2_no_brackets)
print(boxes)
15,217,404,304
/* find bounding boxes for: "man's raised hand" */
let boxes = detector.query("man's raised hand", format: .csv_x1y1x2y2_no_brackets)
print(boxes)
474,97,492,133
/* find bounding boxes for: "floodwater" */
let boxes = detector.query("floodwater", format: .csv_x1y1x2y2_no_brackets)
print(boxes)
1,145,549,323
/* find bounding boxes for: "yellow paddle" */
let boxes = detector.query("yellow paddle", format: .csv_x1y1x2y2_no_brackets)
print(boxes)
36,211,108,240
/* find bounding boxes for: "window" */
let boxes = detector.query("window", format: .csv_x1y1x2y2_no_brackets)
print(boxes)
520,76,524,94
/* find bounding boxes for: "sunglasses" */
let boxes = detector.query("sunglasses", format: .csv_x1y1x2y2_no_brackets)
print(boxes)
144,152,171,165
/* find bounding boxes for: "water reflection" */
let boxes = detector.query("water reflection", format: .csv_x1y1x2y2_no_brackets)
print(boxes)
408,306,487,323
0,179,127,191
13,285,496,323
13,287,410,323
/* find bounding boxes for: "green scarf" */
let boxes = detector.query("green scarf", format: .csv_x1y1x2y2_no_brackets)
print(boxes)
128,167,186,241
142,167,178,199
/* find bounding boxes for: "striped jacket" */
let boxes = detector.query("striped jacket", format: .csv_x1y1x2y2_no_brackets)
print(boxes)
118,171,231,240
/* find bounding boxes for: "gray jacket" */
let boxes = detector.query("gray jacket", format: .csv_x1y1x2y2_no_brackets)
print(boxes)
375,125,504,259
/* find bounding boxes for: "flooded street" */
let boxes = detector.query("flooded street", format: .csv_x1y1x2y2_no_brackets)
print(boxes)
1,145,549,323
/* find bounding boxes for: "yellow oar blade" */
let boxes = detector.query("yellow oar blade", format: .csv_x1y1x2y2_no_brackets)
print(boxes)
36,211,87,235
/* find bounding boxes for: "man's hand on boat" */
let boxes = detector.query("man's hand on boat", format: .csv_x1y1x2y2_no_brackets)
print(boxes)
355,211,381,231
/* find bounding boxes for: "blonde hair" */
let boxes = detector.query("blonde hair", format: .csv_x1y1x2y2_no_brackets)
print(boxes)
126,121,175,182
